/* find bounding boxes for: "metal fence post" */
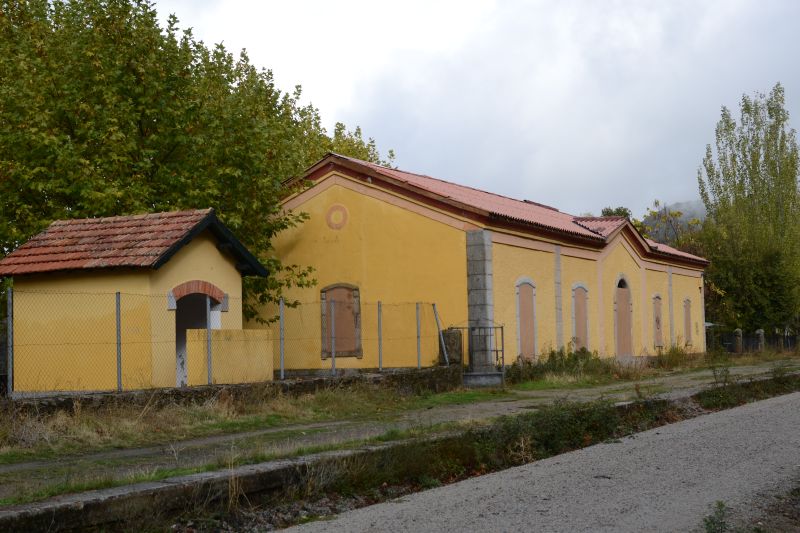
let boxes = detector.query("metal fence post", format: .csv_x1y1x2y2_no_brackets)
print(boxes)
6,288,12,397
279,297,285,380
116,292,122,392
377,301,383,372
330,300,336,376
416,302,421,369
433,303,449,365
206,294,212,385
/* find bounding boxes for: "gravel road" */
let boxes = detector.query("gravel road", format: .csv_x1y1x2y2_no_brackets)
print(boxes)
291,392,800,533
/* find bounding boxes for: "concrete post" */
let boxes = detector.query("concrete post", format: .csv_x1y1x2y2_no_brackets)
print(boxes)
330,300,336,376
377,301,383,372
116,292,122,392
279,298,285,380
466,230,494,372
433,303,449,366
416,302,421,369
733,328,743,354
6,288,12,397
554,245,563,349
206,294,212,385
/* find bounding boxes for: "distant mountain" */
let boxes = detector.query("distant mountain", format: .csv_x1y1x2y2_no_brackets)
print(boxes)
641,200,706,242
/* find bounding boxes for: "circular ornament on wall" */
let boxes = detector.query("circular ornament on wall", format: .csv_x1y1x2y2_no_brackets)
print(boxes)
326,204,349,230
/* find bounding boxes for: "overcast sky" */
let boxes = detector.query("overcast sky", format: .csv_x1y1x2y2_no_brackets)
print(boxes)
156,0,800,217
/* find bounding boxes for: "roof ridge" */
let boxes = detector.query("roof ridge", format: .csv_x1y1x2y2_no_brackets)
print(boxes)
574,215,626,221
51,208,213,226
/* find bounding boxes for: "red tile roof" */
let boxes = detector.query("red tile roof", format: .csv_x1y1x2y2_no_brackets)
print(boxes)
645,238,706,262
334,155,602,240
0,208,269,277
312,154,708,266
574,216,628,238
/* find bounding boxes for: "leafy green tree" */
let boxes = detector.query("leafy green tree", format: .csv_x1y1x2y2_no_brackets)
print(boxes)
600,206,632,219
697,83,800,329
637,200,702,254
0,0,390,318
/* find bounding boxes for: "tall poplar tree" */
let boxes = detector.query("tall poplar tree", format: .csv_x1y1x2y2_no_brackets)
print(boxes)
698,83,800,329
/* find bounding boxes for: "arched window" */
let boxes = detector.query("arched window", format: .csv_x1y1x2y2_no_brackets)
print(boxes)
683,298,692,346
321,284,362,358
653,295,664,349
515,279,536,359
572,284,589,350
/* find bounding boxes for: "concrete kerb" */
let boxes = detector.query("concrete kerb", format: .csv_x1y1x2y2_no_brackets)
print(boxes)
0,436,459,533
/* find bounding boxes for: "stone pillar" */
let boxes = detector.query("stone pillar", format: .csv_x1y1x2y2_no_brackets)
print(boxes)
755,329,765,352
733,328,742,354
467,229,494,372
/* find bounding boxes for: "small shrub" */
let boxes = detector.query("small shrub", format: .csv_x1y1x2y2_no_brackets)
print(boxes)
653,345,690,369
703,501,731,533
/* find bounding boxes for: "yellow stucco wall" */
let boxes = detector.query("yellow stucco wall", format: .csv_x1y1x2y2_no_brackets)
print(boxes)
258,174,706,369
672,272,705,351
491,232,705,361
11,231,252,393
186,329,272,385
492,242,556,358
645,268,671,352
13,271,151,392
599,240,645,356
560,255,597,352
249,175,468,370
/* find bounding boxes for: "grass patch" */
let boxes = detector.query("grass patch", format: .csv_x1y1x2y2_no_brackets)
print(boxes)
512,374,614,391
410,388,510,408
694,373,800,410
0,384,506,464
0,465,205,506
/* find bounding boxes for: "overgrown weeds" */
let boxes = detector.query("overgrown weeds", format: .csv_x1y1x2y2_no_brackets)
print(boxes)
0,384,498,462
508,344,799,390
506,347,648,385
695,374,800,410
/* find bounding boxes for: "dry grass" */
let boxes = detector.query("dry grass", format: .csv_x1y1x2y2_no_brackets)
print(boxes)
0,385,424,462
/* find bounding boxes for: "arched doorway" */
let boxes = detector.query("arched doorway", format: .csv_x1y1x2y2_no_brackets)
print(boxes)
170,280,226,387
615,278,633,357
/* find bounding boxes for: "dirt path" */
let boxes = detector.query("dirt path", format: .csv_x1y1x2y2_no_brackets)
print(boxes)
291,391,800,533
0,360,795,502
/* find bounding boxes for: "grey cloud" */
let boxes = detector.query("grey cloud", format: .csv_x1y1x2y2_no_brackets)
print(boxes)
338,0,800,217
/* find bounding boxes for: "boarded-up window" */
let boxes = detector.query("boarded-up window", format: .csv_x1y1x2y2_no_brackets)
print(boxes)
615,278,633,357
653,296,663,349
684,299,692,346
517,281,536,359
321,285,362,357
573,286,588,350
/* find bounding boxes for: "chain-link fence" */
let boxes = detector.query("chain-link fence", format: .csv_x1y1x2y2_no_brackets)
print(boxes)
3,289,449,397
256,300,447,379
